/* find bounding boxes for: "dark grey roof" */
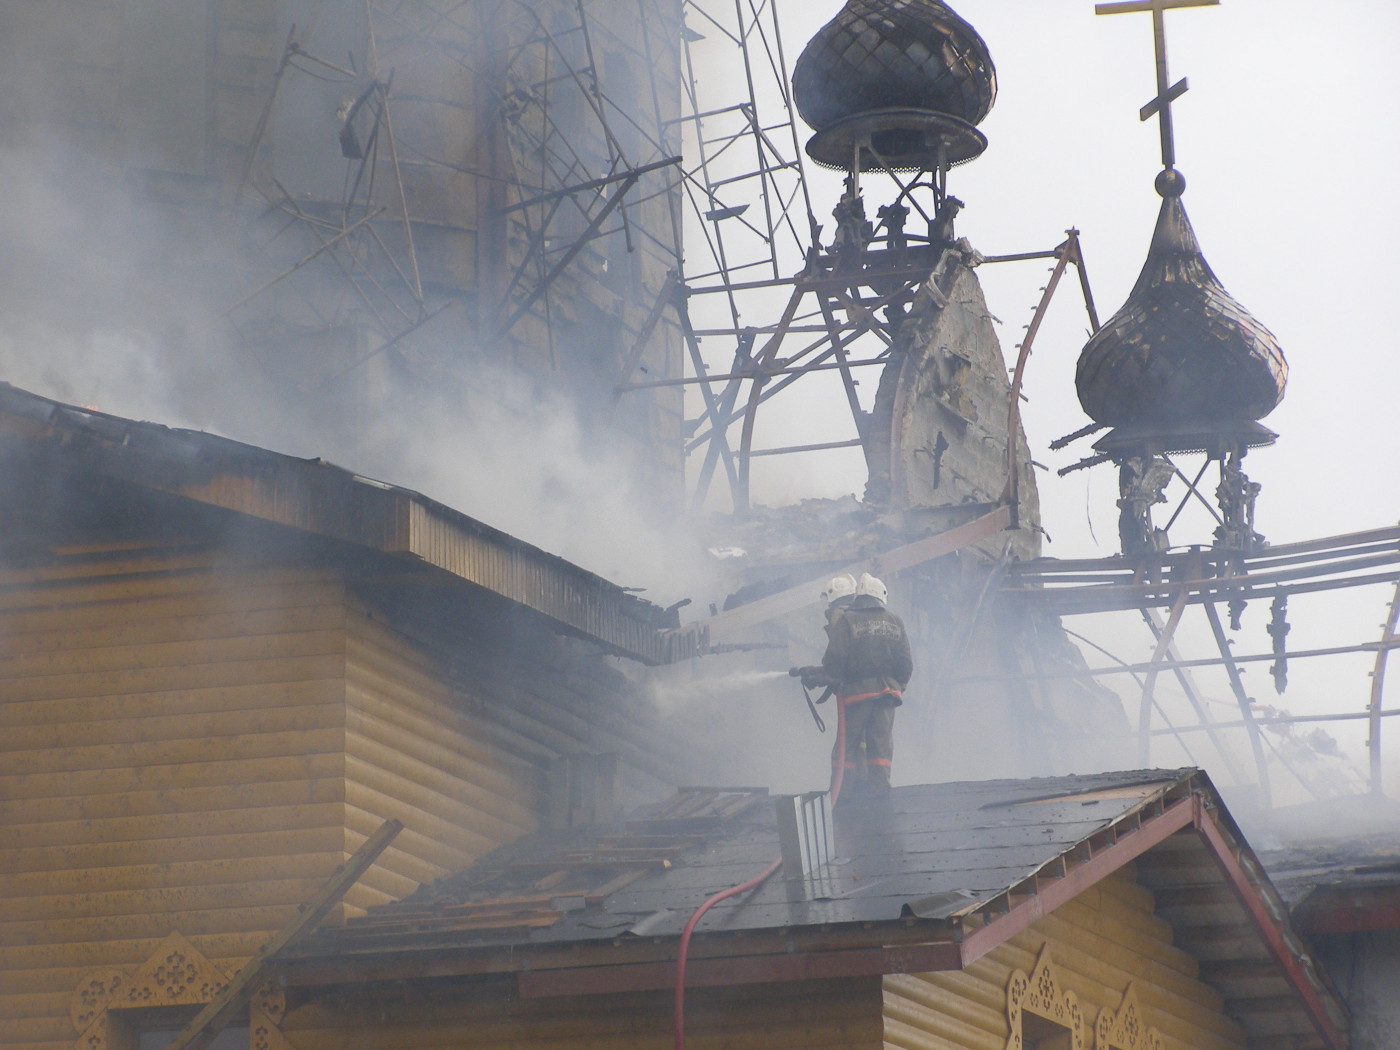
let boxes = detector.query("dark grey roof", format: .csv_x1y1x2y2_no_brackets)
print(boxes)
286,769,1193,958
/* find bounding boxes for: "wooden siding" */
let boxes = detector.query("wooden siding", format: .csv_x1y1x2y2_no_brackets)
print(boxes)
0,555,351,1050
883,864,1249,1050
281,976,884,1050
342,603,542,911
340,594,701,912
435,614,700,810
0,550,697,1050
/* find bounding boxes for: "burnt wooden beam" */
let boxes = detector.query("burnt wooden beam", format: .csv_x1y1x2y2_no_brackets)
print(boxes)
693,504,1012,643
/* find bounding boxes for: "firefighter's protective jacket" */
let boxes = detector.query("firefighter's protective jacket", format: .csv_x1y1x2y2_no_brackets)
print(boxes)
821,595,913,704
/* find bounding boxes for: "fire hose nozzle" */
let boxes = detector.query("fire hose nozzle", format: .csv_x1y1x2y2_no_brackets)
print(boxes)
790,668,833,732
790,665,832,692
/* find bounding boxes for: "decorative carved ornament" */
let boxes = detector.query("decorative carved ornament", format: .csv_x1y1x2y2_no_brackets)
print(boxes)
1095,984,1164,1050
1005,946,1088,1050
70,932,294,1050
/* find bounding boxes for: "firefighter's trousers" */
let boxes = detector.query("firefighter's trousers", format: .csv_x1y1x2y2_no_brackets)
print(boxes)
833,695,897,794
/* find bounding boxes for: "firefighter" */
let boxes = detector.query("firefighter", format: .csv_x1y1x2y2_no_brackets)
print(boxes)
821,572,912,797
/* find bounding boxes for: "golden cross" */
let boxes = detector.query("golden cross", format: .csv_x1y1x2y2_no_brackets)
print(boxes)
1096,0,1219,169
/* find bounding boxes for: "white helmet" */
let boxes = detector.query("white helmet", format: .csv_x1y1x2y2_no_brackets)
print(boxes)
856,572,888,605
821,572,857,605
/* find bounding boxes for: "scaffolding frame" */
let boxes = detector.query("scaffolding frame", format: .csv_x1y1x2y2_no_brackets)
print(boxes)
990,527,1400,800
229,0,686,384
611,2,1112,519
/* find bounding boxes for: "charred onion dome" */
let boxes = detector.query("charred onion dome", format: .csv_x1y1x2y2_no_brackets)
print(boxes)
1075,171,1288,428
792,0,996,132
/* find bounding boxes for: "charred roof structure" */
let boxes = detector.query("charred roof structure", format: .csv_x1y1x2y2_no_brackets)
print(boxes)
0,383,687,665
665,0,1125,781
663,10,1400,1041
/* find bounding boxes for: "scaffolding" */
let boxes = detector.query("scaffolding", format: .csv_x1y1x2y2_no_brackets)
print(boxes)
613,2,1104,520
228,0,685,391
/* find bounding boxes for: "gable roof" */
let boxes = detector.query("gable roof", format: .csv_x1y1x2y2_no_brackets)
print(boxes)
274,769,1347,1049
0,382,681,664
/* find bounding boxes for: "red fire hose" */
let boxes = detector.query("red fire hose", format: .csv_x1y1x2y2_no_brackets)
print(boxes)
672,696,847,1050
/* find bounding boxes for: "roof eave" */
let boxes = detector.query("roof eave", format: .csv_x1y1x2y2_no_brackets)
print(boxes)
268,918,962,994
0,384,678,664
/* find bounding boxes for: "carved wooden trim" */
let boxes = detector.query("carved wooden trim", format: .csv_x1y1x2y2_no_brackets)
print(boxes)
1095,984,1164,1050
124,932,231,1008
71,969,128,1036
69,932,293,1050
1005,946,1088,1050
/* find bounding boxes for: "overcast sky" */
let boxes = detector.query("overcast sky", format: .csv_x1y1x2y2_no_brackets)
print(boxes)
691,0,1400,794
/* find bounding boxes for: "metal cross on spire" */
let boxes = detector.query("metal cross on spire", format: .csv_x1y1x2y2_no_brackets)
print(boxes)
1096,0,1219,171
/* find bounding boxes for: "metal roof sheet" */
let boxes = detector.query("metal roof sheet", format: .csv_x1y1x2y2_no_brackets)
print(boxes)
286,770,1193,957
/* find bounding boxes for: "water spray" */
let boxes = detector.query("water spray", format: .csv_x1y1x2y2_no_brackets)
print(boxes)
647,668,792,711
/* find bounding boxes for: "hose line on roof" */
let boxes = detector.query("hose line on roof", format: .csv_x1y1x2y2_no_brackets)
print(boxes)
672,698,847,1050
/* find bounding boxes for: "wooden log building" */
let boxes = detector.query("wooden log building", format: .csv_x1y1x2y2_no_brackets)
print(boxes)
0,386,1357,1050
0,383,699,1050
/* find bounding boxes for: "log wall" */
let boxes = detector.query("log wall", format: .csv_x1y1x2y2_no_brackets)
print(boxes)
884,864,1249,1050
342,600,542,912
0,548,695,1050
0,554,351,1050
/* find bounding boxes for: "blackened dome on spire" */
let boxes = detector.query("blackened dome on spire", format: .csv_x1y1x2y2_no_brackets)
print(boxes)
792,0,996,133
1075,195,1288,428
